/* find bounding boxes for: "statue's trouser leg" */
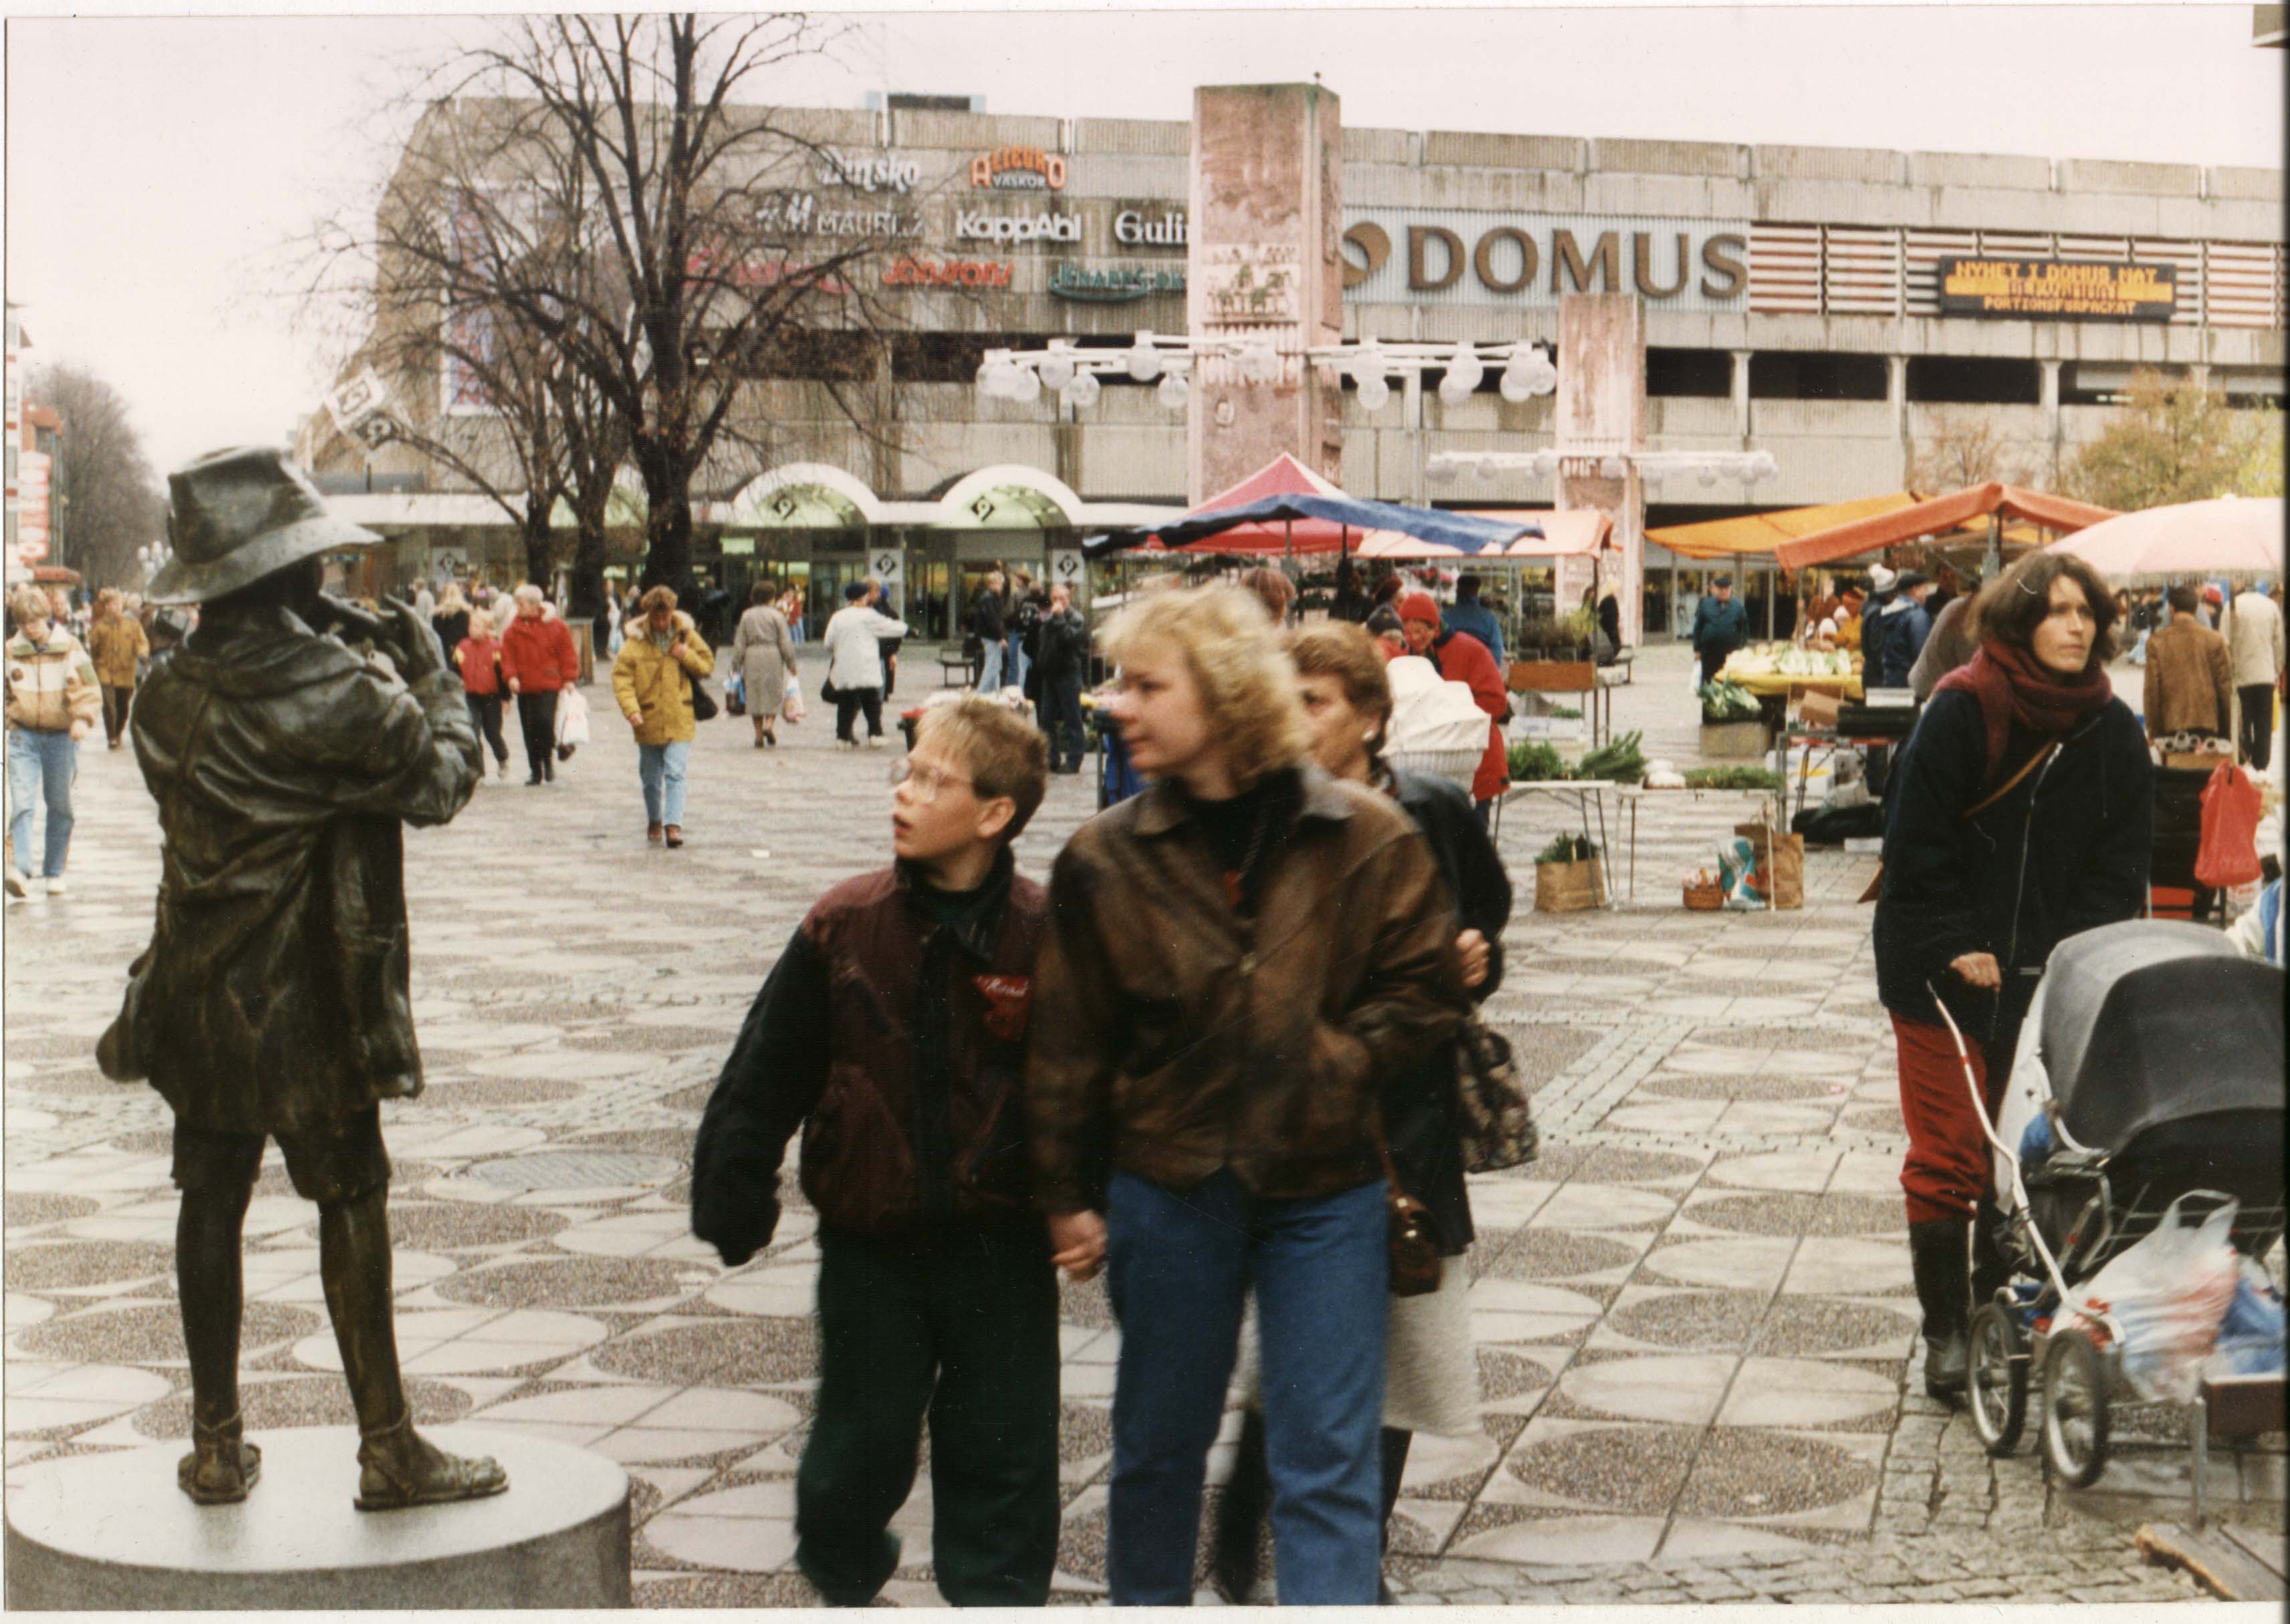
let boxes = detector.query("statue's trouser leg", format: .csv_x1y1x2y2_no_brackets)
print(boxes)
318,1184,408,1436
176,1182,252,1432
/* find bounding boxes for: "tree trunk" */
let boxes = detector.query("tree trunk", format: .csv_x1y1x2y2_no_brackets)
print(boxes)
567,506,611,622
521,495,555,591
636,450,693,592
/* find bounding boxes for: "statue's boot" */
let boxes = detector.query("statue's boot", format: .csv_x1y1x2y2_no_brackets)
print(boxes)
320,1184,508,1512
353,1411,508,1512
178,1410,262,1504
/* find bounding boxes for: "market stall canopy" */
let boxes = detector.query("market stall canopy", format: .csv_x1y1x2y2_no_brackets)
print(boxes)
1086,493,1540,559
1774,483,2116,573
1086,451,1352,554
2042,495,2285,585
1355,508,1611,559
1649,493,1919,561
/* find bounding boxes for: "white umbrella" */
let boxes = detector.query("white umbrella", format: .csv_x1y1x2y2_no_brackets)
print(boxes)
2044,495,2284,585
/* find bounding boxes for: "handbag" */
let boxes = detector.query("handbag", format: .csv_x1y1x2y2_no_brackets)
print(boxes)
1455,1020,1538,1173
684,661,719,722
1374,1125,1443,1298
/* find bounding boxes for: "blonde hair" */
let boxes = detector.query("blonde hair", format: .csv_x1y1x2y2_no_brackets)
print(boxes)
436,583,468,616
9,587,51,629
1288,623,1393,722
1099,583,1309,789
467,607,494,638
914,696,1050,841
639,585,678,616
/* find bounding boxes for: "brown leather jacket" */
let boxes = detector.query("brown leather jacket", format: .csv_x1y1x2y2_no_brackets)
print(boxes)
1027,766,1466,1211
2144,616,2232,737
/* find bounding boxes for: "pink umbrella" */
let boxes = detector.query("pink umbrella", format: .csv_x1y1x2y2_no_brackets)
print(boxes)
2044,495,2285,584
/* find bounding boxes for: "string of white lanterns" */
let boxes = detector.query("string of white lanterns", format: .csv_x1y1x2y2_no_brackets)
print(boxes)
975,335,1559,414
1427,446,1779,496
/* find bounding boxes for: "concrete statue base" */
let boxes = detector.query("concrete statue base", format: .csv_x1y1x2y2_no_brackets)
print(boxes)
4,1426,630,1610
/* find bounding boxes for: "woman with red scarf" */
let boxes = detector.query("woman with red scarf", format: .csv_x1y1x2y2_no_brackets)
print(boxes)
1874,551,2150,1402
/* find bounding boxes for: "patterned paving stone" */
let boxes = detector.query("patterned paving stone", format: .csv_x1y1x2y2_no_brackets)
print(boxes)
433,1256,701,1310
1676,1429,1882,1517
387,1200,572,1251
1505,1422,1700,1514
591,1319,820,1387
15,1301,321,1366
3,1238,174,1293
1605,1289,1767,1351
128,1373,476,1440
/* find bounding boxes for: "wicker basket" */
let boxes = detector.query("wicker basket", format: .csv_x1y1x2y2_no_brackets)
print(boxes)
1682,880,1725,911
1386,745,1483,793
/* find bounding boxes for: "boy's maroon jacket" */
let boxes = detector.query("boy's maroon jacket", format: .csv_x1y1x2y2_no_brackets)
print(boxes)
690,851,1047,1263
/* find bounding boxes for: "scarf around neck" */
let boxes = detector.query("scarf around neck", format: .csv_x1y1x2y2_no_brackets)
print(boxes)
1934,638,2114,791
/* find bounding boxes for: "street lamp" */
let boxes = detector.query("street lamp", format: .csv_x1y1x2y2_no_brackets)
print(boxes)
1427,447,1779,489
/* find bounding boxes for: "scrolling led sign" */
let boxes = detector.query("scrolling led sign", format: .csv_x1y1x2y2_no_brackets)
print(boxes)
1936,257,2178,322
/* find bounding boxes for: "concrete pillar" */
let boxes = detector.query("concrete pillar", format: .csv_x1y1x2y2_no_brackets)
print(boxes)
2040,358,2064,489
1731,350,1753,440
1186,84,1346,504
1555,293,1648,646
1404,369,1425,507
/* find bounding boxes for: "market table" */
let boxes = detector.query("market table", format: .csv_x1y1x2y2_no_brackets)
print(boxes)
1614,785,1783,906
1496,779,1624,912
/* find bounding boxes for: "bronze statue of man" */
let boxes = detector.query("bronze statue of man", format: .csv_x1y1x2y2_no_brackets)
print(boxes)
98,446,507,1511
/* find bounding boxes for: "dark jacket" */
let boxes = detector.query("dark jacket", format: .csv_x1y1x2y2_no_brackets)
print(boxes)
691,853,1048,1263
1384,767,1511,1254
1027,766,1466,1211
971,587,1007,643
1036,605,1088,685
1873,596,1934,688
1691,593,1749,654
431,608,470,655
1874,688,2152,1043
1013,591,1046,657
100,603,480,1131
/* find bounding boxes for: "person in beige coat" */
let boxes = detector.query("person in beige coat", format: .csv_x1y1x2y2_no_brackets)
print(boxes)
2143,582,2233,740
730,579,799,748
5,585,102,898
610,585,714,847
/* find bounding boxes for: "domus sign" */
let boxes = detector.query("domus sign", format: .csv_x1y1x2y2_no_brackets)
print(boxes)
1343,209,1749,310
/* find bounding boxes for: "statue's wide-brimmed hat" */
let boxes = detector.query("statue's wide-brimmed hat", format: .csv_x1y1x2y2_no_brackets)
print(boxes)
148,447,380,605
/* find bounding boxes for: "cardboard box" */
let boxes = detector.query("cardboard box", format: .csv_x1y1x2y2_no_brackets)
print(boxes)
1794,690,1841,730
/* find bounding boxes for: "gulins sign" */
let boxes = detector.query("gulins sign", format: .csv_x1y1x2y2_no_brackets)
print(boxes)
1343,209,1749,311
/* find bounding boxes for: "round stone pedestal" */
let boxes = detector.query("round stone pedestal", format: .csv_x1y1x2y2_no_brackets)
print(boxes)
4,1426,630,1610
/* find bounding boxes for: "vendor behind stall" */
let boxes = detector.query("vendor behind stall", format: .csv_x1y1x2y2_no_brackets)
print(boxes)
1690,574,1749,686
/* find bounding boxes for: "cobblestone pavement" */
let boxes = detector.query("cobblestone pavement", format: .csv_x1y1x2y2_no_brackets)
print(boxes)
5,642,2273,1607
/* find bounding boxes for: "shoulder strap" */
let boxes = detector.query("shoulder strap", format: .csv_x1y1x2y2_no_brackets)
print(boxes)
1963,740,2060,821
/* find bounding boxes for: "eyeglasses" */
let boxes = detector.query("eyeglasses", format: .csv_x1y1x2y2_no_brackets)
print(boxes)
889,758,973,801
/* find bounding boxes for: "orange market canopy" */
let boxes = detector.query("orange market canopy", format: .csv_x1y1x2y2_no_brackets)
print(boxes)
1354,509,1614,560
1773,483,2116,573
1648,494,1919,561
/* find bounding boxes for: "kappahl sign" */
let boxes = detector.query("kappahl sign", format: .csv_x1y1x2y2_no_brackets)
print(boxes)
971,146,1067,191
955,207,1081,245
1343,209,1749,310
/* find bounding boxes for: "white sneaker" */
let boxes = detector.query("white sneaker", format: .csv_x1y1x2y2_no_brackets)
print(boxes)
3,869,26,900
42,875,66,896
865,735,885,749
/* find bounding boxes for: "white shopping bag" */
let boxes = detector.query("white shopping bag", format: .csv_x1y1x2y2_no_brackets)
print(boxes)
555,686,592,747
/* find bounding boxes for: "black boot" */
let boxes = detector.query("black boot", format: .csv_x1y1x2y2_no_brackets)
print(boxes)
1970,1200,2008,1313
1908,1219,1971,1399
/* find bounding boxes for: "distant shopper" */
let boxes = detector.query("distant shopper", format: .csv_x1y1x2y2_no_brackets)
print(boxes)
432,583,471,664
1443,573,1505,668
1007,568,1041,695
2143,583,2233,742
823,581,909,749
5,585,100,900
1690,572,1750,686
1329,557,1372,624
455,607,513,780
1875,550,2148,1401
1396,590,1509,823
88,589,150,750
692,698,1057,1607
610,585,714,847
1910,593,1979,701
1237,567,1296,628
1035,583,1089,774
971,570,1008,692
731,579,799,749
1873,571,1938,688
1597,589,1622,660
500,585,582,785
869,579,905,701
2229,582,2284,771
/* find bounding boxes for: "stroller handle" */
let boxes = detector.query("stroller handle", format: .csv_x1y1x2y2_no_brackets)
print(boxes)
1924,980,2120,1343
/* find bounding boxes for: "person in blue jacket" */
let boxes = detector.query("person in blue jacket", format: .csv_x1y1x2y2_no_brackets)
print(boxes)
1690,573,1749,685
1442,573,1505,668
1873,571,1937,688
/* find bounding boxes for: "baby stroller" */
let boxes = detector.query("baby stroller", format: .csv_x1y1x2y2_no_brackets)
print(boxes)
1930,920,2285,1490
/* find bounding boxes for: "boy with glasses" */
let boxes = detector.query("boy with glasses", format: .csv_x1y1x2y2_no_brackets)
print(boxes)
692,696,1058,1606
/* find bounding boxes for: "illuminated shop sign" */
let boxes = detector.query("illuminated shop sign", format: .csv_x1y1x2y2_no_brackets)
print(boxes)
1049,263,1186,302
688,251,852,293
1936,257,2178,321
1342,209,1748,309
755,192,924,239
955,207,1082,245
882,256,1013,289
971,146,1067,191
1114,209,1187,248
815,149,921,192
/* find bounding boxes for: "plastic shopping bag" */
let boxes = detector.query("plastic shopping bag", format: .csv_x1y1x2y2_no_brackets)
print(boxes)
2195,762,2263,890
2203,1258,2286,1381
2055,1193,2240,1404
782,676,805,726
1716,835,1767,911
555,686,592,749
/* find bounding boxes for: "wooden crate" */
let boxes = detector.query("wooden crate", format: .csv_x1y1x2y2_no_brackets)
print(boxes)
1509,660,1597,693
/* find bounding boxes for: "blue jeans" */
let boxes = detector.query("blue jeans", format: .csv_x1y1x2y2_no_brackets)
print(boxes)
7,728,77,878
637,739,689,827
1104,1169,1388,1605
1006,632,1029,696
977,638,1005,693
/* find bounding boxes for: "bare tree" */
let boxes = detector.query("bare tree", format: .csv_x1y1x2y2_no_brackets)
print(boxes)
28,363,166,589
1906,408,2034,495
342,14,916,591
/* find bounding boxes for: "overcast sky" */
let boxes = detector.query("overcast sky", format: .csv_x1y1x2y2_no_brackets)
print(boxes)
5,5,2283,478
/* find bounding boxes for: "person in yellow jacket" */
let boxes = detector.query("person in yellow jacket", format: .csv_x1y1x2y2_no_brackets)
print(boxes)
611,584,715,848
88,589,152,750
6,585,102,899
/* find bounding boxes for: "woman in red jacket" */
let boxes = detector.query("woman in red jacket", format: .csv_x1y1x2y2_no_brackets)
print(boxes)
1395,591,1509,822
455,608,512,780
498,585,582,785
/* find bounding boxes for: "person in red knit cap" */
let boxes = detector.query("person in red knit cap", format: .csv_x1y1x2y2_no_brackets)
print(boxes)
1396,589,1509,823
